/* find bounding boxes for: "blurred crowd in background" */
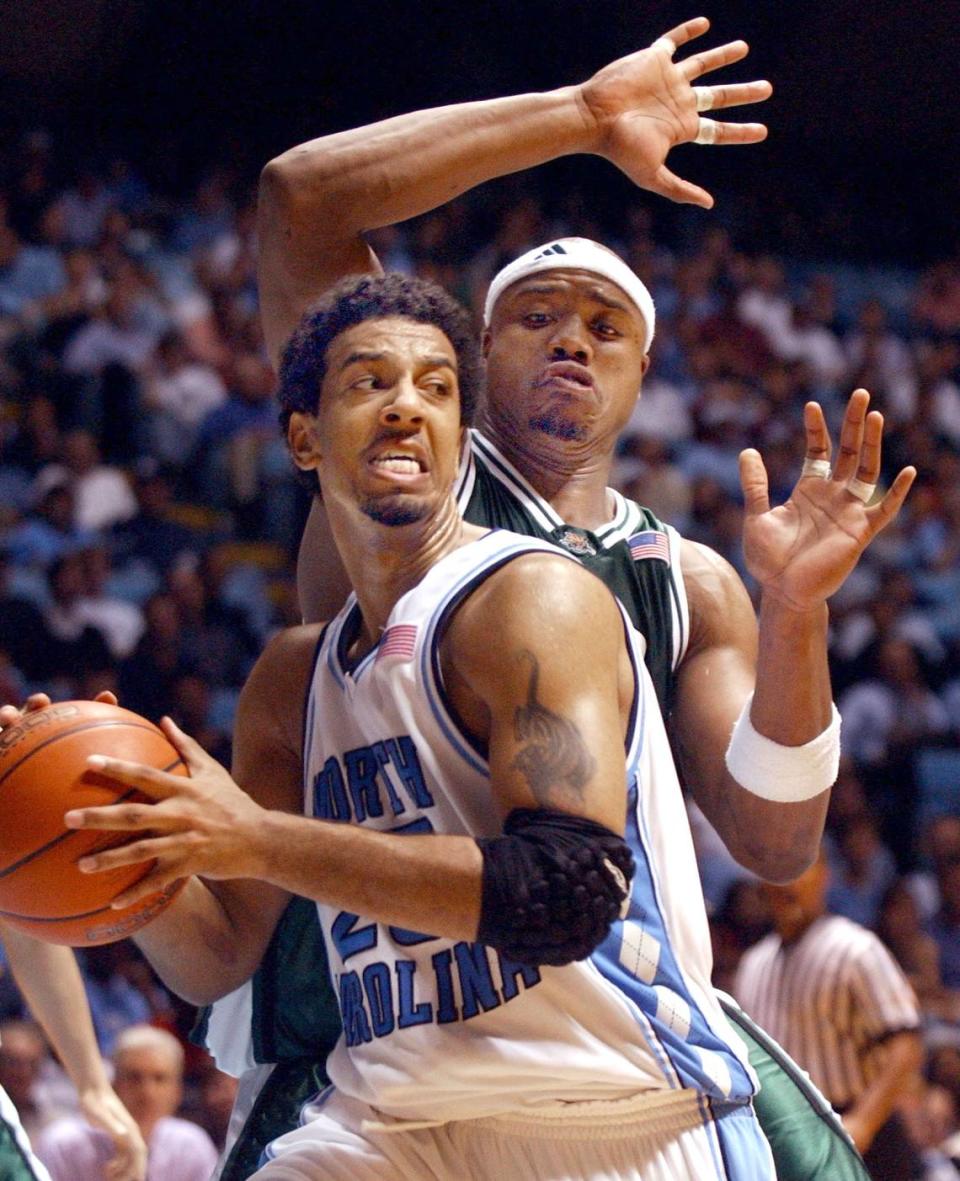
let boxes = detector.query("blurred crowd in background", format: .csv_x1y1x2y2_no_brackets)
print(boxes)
1,130,959,1172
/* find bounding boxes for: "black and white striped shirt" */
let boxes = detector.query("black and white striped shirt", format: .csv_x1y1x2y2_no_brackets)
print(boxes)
734,914,919,1109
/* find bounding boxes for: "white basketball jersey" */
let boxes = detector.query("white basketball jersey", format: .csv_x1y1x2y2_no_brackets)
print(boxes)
303,530,754,1122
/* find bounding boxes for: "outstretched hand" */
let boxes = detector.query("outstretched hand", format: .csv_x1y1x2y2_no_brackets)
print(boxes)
65,717,269,907
578,16,772,207
740,389,916,612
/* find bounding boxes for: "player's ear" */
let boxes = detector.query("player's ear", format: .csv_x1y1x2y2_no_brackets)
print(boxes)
481,327,493,358
288,412,322,471
640,353,652,377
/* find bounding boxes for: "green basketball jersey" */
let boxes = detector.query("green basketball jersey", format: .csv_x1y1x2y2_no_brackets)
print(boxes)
460,430,688,717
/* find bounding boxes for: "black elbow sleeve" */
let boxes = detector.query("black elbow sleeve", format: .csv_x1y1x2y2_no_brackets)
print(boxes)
476,807,634,967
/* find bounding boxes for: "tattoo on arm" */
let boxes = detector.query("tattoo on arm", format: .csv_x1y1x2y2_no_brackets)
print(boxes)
509,651,596,806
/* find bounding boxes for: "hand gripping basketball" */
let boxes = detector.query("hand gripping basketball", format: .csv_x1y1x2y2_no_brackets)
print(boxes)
0,700,188,945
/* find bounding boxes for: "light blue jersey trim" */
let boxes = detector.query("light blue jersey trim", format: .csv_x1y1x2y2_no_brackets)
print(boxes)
586,615,755,1104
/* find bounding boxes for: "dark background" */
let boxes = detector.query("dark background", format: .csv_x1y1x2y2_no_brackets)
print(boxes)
0,0,949,262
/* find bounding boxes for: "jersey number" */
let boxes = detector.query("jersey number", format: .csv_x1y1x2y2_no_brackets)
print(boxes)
331,816,438,962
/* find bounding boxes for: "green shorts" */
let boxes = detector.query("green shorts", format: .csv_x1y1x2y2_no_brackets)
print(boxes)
719,995,871,1181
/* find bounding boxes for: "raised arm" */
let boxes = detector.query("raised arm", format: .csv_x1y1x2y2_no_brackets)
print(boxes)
65,556,634,964
672,390,915,882
258,16,771,363
0,924,147,1181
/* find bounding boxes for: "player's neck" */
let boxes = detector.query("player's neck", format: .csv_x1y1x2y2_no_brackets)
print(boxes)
480,420,616,530
333,499,482,659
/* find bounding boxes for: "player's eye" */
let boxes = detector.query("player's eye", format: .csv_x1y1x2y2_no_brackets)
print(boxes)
593,319,620,338
522,311,552,327
350,374,383,390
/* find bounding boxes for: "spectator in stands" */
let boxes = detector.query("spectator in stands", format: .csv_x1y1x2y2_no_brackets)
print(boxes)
4,480,95,569
840,638,950,769
142,329,226,467
117,591,188,720
57,170,113,249
109,459,201,578
0,1020,73,1143
876,879,947,1018
80,945,153,1059
827,814,899,929
0,548,52,682
36,1025,218,1181
37,428,137,532
41,552,113,689
0,222,66,321
928,858,960,992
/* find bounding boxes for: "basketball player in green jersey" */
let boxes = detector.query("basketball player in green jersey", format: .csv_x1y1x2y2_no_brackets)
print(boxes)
189,17,888,1181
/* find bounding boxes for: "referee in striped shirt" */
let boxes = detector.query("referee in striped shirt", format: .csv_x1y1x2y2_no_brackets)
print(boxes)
735,846,924,1180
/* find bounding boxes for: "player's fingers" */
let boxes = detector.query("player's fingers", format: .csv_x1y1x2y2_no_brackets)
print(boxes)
77,833,168,874
0,705,22,728
867,466,917,533
109,867,185,911
679,39,749,82
84,753,189,798
159,715,207,772
645,163,713,208
854,410,884,484
696,120,768,146
739,448,771,516
106,1152,146,1181
694,80,772,112
802,401,832,467
68,798,175,833
832,388,870,482
0,695,51,727
94,691,119,706
655,16,710,54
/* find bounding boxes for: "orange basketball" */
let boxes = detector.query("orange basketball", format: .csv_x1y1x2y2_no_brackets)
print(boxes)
0,700,188,946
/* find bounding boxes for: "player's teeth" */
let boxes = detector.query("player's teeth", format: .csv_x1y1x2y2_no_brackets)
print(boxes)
375,457,420,472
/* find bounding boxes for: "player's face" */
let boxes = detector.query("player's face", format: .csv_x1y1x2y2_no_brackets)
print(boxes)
483,270,650,450
291,317,464,528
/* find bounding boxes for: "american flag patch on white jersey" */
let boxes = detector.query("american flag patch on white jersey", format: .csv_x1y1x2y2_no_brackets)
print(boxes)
628,531,670,563
376,623,418,662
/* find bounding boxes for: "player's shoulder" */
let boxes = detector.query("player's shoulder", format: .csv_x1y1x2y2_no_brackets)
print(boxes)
677,537,756,657
256,622,326,671
478,540,617,619
240,624,326,744
447,537,621,661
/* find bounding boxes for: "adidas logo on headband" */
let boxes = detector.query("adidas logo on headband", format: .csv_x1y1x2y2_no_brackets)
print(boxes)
483,237,656,353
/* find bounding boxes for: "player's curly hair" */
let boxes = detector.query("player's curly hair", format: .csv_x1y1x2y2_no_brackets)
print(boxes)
277,273,481,437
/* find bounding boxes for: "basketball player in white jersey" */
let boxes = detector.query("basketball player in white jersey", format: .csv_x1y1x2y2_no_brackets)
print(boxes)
0,923,146,1181
63,270,913,1180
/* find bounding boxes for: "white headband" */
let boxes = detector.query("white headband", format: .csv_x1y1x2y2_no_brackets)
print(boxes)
483,237,655,354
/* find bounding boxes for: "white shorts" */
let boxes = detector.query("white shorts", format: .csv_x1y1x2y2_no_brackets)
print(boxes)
253,1087,776,1181
0,1085,52,1181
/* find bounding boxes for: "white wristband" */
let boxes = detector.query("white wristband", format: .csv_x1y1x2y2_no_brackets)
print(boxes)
724,694,841,803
